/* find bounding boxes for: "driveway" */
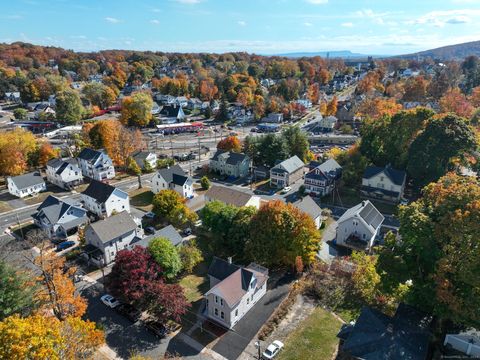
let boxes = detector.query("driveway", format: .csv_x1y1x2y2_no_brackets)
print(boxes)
211,273,293,360
317,221,339,264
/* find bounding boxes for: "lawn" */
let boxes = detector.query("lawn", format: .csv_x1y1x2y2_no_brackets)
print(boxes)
278,307,342,360
179,262,209,303
129,188,154,211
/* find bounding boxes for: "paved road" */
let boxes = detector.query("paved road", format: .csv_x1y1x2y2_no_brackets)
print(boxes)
211,273,293,360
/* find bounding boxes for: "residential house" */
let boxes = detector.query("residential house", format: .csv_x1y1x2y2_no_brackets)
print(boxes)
317,115,337,132
151,102,161,115
4,92,21,103
337,303,432,360
175,96,188,108
155,94,175,105
151,164,194,198
444,331,480,357
304,159,342,197
7,172,46,198
131,151,157,170
130,224,184,248
270,155,305,188
159,105,186,123
205,185,261,209
253,165,270,180
336,103,355,122
361,165,406,203
34,103,55,120
77,148,115,181
261,113,283,123
294,99,312,109
32,196,88,238
209,151,251,178
46,158,83,190
81,180,130,218
187,98,203,110
205,257,268,328
84,212,142,265
336,200,384,251
293,196,323,229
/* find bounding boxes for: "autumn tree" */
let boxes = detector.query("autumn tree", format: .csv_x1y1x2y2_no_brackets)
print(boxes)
0,128,37,176
378,173,480,326
83,82,116,109
325,96,338,116
56,89,84,125
178,240,204,274
108,246,189,322
356,71,384,95
402,75,429,102
200,176,211,190
356,97,402,120
121,92,153,127
152,190,198,227
246,200,320,267
439,87,475,118
37,142,59,167
148,237,182,280
217,135,242,153
198,78,218,101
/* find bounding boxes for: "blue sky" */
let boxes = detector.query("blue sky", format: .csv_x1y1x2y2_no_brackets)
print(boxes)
1,0,480,55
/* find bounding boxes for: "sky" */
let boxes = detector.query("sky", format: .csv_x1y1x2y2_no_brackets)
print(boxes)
1,0,480,55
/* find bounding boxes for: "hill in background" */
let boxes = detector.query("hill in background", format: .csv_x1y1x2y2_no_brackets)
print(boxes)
398,40,480,60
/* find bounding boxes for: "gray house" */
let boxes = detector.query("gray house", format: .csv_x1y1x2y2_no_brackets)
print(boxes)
33,195,88,238
293,195,323,229
84,211,143,265
209,151,251,178
270,155,305,188
131,224,184,248
7,172,46,198
205,258,268,328
46,158,83,190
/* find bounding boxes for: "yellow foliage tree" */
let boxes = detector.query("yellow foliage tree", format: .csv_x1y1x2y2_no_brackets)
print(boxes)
0,128,38,176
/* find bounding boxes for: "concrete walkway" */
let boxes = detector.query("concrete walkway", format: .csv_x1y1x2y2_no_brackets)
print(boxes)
317,221,339,264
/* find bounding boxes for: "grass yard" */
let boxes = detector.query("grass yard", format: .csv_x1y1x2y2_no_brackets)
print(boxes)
179,262,209,303
278,307,342,360
129,188,154,211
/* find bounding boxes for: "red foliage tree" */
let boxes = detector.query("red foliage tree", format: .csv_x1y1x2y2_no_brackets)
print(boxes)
217,136,242,153
108,246,189,322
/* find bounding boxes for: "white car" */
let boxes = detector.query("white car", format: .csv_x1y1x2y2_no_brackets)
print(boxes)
101,294,121,308
262,340,284,359
282,186,292,193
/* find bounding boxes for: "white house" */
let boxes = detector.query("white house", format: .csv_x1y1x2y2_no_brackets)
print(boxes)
205,257,268,328
361,165,406,203
205,185,261,209
336,201,384,251
77,148,115,181
131,151,157,170
261,113,284,123
84,212,142,265
304,159,342,197
46,158,83,190
151,164,194,198
33,195,88,238
318,115,337,132
270,155,305,189
209,151,251,178
159,105,186,123
293,196,323,229
81,180,130,218
7,172,46,198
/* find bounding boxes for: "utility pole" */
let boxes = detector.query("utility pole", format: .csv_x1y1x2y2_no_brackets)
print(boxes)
170,137,174,158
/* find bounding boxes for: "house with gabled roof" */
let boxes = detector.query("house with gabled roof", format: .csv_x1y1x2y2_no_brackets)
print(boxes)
151,164,194,198
205,185,261,209
7,172,46,198
76,148,115,181
209,151,251,178
270,155,305,189
46,158,83,190
304,158,342,197
131,151,157,170
130,224,184,249
81,180,130,218
32,195,88,238
205,257,269,328
293,195,323,229
336,200,384,251
159,104,186,124
361,164,406,203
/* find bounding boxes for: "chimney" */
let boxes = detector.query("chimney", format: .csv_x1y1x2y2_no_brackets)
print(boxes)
227,257,232,264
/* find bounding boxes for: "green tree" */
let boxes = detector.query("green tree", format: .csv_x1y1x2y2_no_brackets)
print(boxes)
200,176,211,190
56,89,84,124
215,99,229,122
335,145,370,187
82,82,116,109
281,126,310,162
407,114,477,187
377,173,480,326
178,241,203,273
152,190,197,227
148,237,182,280
127,157,141,175
257,133,289,167
0,261,35,320
143,160,154,173
121,92,153,127
157,158,175,169
13,108,27,120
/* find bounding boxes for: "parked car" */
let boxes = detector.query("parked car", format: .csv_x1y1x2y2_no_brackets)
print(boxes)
262,340,284,359
144,320,169,338
183,227,192,236
143,212,155,219
116,304,141,322
145,226,155,235
281,186,292,194
56,240,75,252
101,294,121,308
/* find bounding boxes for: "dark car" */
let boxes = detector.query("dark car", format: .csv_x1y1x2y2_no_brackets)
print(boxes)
144,226,155,235
116,304,141,322
145,320,168,338
56,241,75,252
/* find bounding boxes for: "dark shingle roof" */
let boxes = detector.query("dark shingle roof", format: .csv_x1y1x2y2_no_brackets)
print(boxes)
87,212,138,244
205,185,255,207
132,224,184,248
82,180,117,203
338,200,384,231
35,195,82,223
160,105,181,117
77,148,102,163
293,196,322,220
211,150,249,165
156,165,188,185
208,257,240,282
363,165,406,186
9,172,44,190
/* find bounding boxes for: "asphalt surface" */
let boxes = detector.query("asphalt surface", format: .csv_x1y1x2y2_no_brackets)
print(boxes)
211,273,293,360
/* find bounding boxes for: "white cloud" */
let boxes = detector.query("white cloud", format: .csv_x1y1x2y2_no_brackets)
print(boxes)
105,17,121,23
446,15,471,24
303,22,313,27
410,9,480,27
341,22,354,27
238,20,247,26
305,0,328,4
172,0,201,4
150,19,160,25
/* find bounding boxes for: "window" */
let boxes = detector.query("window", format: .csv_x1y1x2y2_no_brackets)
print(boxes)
380,176,384,181
247,298,250,305
221,311,225,319
235,309,238,317
362,233,366,239
251,294,254,301
220,298,224,306
214,308,218,316
215,296,218,304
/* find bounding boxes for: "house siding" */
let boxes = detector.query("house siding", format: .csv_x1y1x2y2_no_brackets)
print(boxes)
361,172,405,202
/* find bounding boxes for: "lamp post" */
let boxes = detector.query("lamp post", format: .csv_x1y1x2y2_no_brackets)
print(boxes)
255,340,261,359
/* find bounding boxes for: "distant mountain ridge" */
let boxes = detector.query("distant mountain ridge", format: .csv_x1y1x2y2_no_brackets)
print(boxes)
276,50,372,59
397,40,480,60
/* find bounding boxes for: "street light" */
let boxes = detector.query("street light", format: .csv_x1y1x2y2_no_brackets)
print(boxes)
255,340,261,359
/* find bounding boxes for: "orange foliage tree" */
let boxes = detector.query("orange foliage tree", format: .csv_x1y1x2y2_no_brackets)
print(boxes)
0,128,38,176
357,98,402,120
38,143,60,167
198,78,218,101
217,136,242,153
325,96,338,116
440,87,474,118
